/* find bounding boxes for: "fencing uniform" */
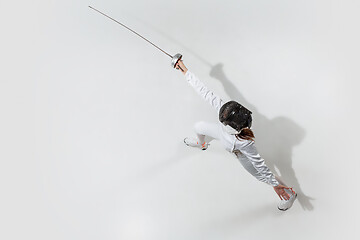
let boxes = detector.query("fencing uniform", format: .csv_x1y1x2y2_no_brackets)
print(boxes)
185,70,280,187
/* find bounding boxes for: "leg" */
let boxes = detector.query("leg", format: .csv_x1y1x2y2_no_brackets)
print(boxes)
184,121,221,150
194,121,221,144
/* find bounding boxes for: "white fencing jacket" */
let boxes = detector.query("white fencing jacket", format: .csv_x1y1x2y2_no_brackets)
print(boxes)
185,70,279,187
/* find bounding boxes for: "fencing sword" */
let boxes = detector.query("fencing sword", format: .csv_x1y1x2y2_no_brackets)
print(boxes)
88,6,184,71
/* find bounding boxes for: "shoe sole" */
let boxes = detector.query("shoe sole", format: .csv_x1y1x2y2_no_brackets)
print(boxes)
277,193,297,211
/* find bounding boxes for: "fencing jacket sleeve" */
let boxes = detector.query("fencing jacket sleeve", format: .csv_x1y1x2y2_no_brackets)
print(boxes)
236,141,280,187
185,70,224,114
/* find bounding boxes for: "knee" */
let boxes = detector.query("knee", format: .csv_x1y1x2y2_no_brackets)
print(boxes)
194,121,206,132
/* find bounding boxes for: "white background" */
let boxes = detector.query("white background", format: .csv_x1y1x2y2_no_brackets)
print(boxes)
1,0,359,239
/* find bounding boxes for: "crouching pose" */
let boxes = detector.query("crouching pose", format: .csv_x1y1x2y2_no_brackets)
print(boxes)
175,60,297,211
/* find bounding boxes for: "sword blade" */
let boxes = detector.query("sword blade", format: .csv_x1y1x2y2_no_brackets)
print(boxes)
89,6,173,58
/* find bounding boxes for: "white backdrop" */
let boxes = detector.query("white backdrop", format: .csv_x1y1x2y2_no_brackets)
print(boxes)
1,0,359,239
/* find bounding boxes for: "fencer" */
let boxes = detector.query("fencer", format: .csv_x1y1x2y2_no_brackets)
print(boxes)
175,60,297,211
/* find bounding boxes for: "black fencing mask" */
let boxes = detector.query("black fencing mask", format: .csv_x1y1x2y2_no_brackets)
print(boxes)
219,101,252,134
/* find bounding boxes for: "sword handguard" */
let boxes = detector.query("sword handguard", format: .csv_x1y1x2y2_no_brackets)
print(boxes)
171,53,183,68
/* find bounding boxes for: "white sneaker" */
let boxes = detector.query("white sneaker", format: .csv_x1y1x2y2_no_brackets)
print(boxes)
277,189,297,211
184,137,209,150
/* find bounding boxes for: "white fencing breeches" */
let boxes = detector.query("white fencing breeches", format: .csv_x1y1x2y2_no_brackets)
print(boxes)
193,121,222,144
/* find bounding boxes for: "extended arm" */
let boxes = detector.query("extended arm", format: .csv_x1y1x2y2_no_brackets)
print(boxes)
240,142,280,187
240,142,294,200
176,60,224,113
